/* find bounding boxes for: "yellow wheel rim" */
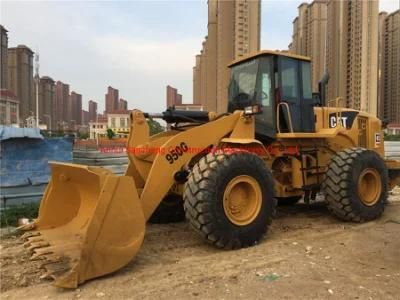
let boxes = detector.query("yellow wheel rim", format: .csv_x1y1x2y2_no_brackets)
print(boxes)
223,175,262,226
357,168,382,206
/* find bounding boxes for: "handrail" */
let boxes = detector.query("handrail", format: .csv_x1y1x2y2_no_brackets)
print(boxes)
326,97,344,128
276,102,294,133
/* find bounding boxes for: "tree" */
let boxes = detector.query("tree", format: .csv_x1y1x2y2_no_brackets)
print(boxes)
147,118,164,136
78,132,89,139
106,128,116,140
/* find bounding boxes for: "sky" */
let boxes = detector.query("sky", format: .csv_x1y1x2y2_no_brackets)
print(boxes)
1,0,399,114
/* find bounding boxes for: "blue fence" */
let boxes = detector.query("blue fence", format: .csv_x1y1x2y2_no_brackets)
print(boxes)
0,138,73,205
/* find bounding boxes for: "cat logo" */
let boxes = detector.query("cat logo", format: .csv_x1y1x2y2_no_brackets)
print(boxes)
375,133,381,147
329,111,359,129
330,116,348,128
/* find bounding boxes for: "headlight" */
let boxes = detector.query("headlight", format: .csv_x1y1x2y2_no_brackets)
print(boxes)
244,105,263,115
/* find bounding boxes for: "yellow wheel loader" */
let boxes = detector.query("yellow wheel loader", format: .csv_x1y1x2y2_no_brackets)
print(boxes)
21,50,400,288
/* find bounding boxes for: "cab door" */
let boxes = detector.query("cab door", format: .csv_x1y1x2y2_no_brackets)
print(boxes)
279,57,315,133
255,56,276,140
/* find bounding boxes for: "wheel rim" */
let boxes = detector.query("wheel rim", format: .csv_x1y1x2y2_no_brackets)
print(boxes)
357,168,382,206
223,175,262,226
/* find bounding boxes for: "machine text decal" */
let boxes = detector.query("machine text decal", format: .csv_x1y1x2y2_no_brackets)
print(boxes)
165,142,189,164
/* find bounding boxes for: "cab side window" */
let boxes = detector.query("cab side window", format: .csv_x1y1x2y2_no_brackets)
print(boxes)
301,61,312,99
261,73,271,107
256,58,274,128
280,58,299,99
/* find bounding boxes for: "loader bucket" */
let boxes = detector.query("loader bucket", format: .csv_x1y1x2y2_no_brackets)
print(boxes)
21,162,146,288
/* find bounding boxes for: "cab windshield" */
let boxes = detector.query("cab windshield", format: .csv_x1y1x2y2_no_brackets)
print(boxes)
228,59,259,109
228,56,274,129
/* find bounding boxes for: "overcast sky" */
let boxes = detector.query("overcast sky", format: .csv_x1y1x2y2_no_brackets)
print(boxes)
1,0,398,113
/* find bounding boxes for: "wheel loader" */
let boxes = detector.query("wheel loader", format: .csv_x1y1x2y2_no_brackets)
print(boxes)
21,50,400,288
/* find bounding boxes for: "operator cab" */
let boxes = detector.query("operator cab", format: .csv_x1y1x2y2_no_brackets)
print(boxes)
228,51,316,141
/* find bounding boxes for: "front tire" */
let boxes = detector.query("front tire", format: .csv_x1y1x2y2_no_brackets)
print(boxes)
183,150,276,249
322,148,388,222
148,194,185,224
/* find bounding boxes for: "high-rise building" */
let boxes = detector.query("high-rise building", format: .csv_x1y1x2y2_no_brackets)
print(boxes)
193,0,261,113
39,76,56,130
199,40,207,107
0,25,8,89
326,0,379,115
82,110,89,125
176,93,182,105
166,85,183,108
297,3,309,55
69,91,82,126
105,86,119,113
55,81,70,124
206,0,218,113
289,1,327,91
378,11,388,120
76,93,82,126
290,17,299,53
68,92,76,126
88,100,97,122
166,85,176,108
381,10,400,124
118,98,128,110
193,55,202,104
7,45,34,123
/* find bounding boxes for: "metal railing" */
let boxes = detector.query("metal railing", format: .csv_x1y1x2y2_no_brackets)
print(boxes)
276,102,294,133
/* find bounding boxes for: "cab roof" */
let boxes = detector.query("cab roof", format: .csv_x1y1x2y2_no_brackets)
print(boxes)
228,50,311,67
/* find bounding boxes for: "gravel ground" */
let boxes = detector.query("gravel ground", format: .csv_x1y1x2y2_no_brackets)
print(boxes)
1,187,399,299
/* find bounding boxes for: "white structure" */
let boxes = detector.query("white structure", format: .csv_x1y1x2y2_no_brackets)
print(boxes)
385,124,400,135
38,124,47,130
107,112,130,137
89,118,107,139
26,116,37,128
88,112,131,139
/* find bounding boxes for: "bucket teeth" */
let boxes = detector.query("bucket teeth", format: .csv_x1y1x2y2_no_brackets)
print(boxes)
40,272,53,280
31,248,53,260
40,268,69,280
34,247,54,255
40,258,71,280
18,222,36,231
23,237,44,247
21,231,41,239
40,257,62,268
27,241,50,251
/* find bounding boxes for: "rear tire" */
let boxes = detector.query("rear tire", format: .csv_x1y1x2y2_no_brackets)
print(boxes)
322,148,388,222
183,150,276,249
148,194,185,224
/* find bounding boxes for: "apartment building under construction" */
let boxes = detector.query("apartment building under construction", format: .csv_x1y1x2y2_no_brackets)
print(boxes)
378,11,388,120
289,1,327,92
193,0,261,114
288,0,400,121
7,45,34,122
381,10,400,124
325,0,379,116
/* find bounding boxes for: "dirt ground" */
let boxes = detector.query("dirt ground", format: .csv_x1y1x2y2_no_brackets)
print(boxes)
1,188,400,300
